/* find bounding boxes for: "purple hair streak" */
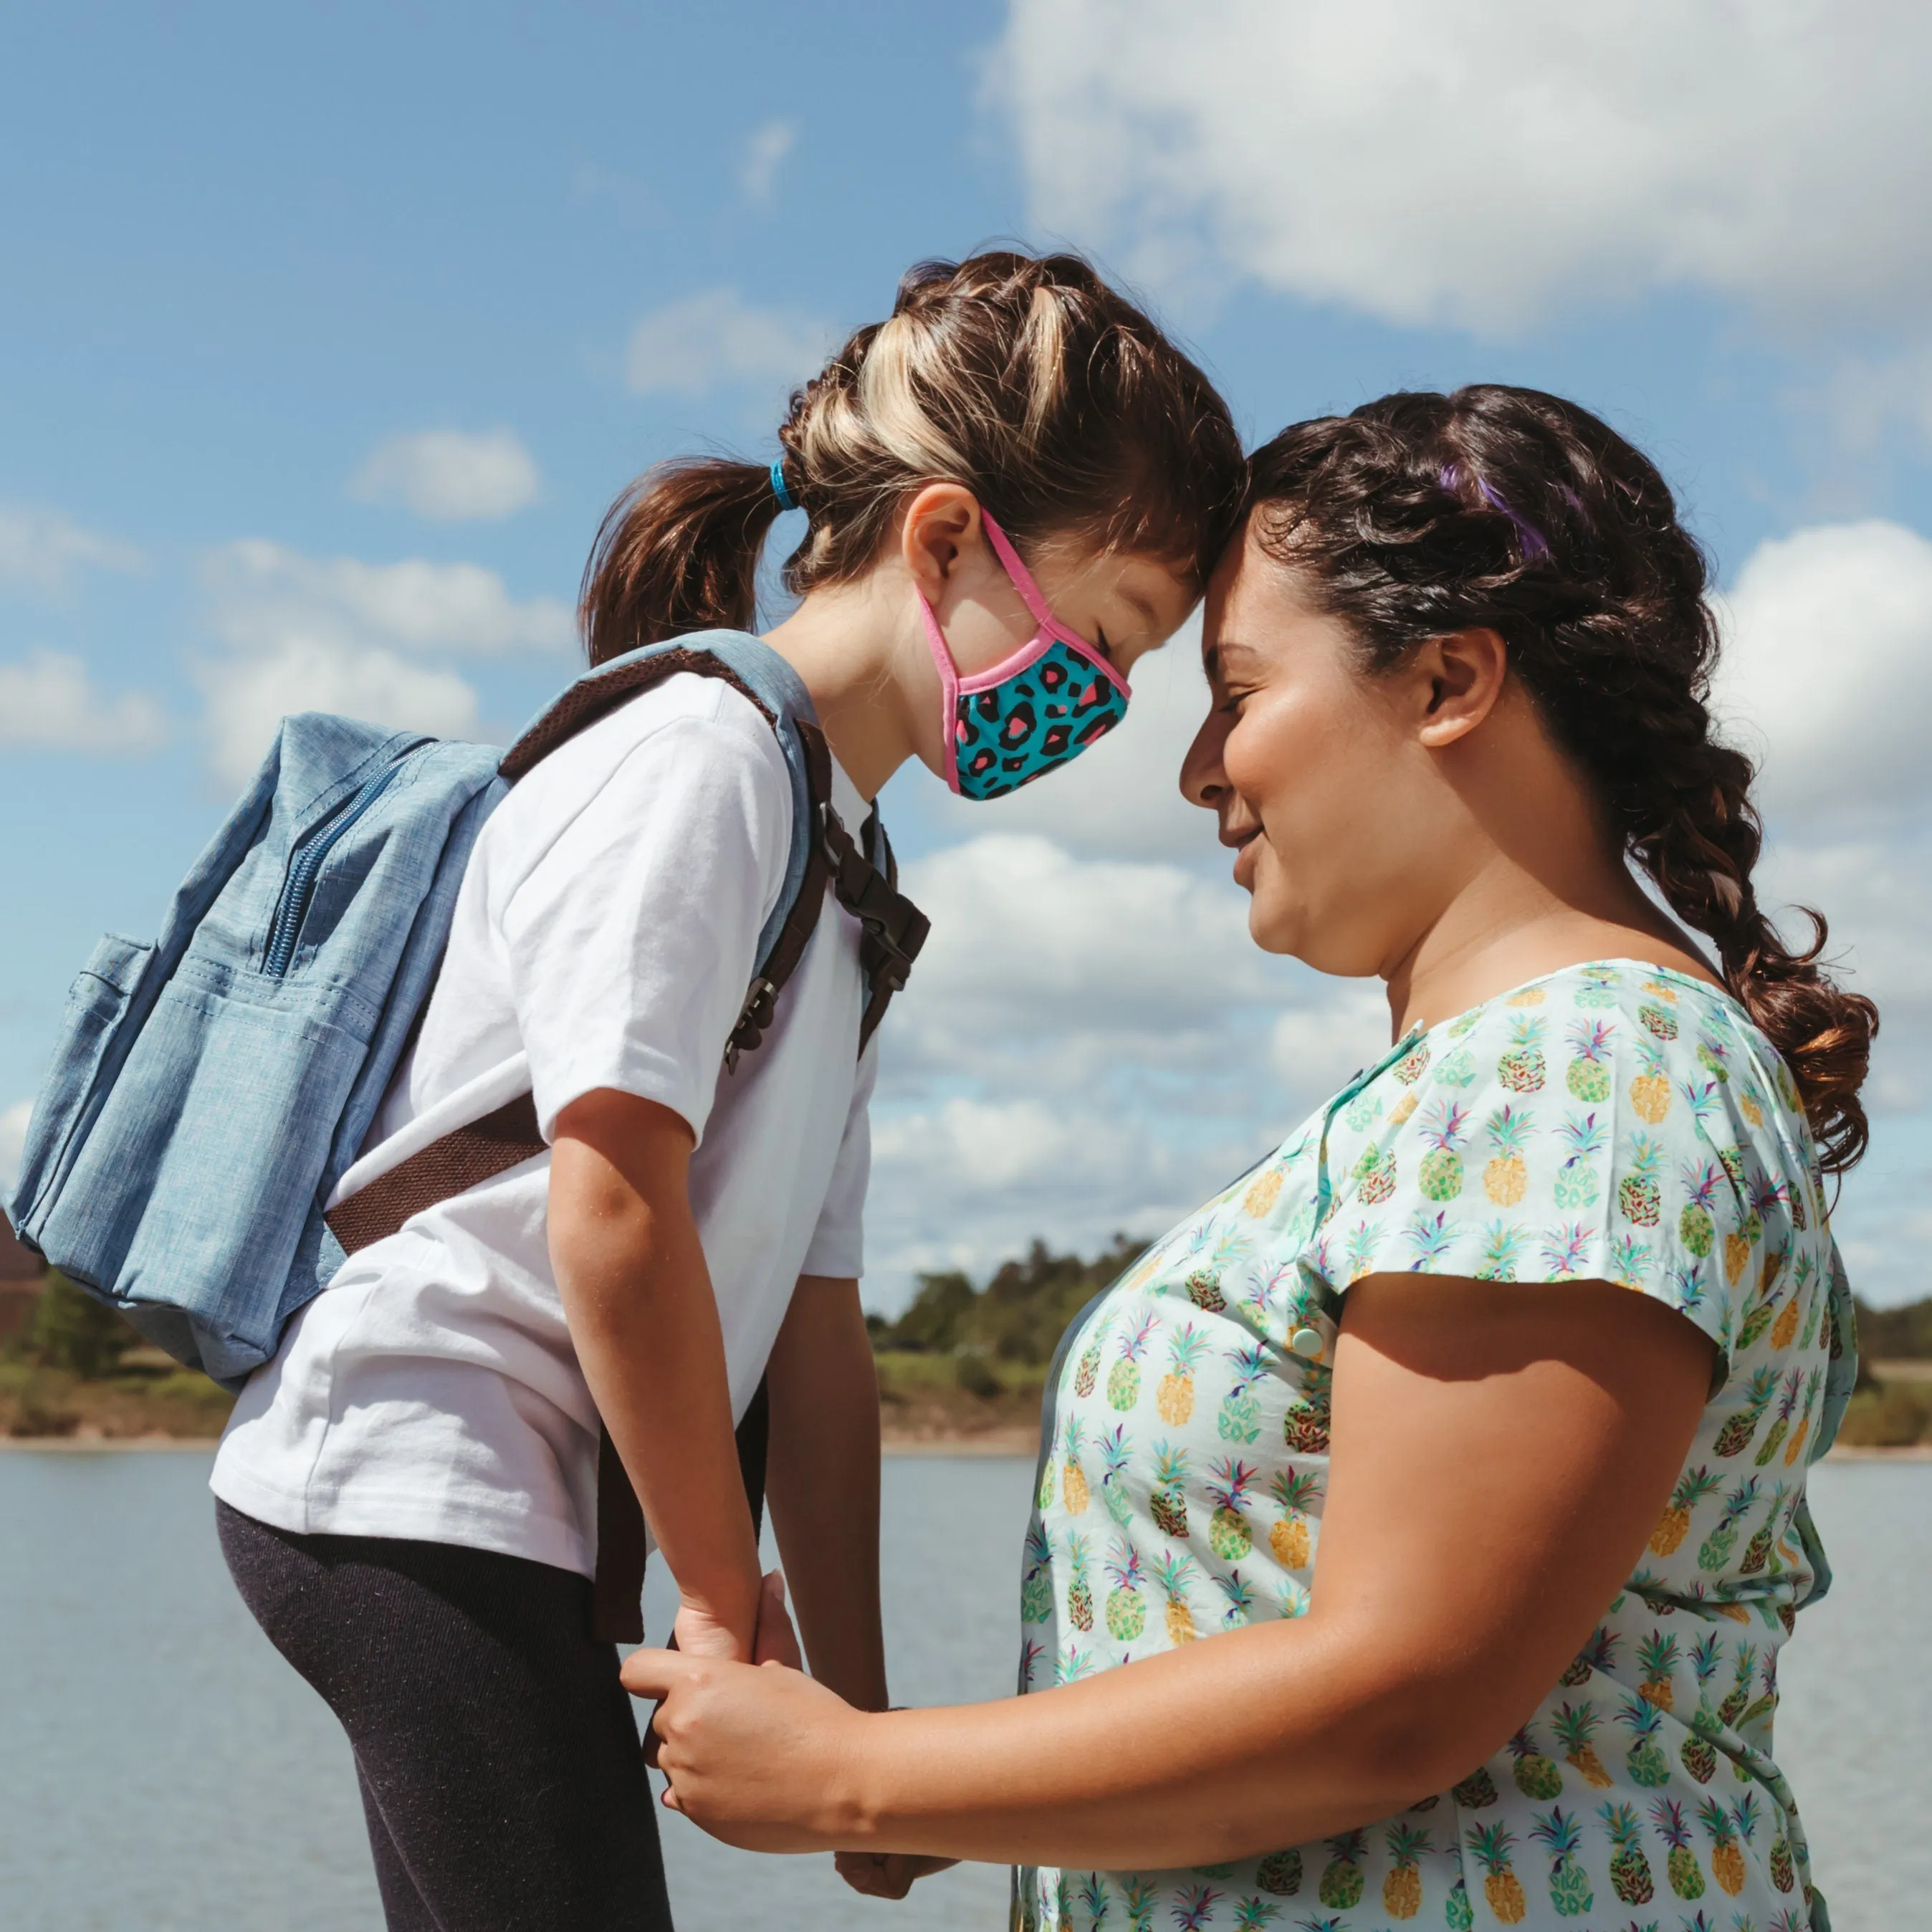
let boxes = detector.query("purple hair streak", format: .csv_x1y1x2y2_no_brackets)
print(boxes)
1440,463,1549,562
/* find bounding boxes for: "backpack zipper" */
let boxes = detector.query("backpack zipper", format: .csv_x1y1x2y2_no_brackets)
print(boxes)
262,741,430,977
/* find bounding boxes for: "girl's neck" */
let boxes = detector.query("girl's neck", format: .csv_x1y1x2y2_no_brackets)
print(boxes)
762,575,927,801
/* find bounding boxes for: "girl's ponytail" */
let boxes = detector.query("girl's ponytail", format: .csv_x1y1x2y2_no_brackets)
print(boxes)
580,252,1245,668
1243,385,1879,1173
580,458,788,666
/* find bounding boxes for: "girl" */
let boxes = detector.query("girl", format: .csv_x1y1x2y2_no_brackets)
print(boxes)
628,385,1875,1932
209,251,1244,1931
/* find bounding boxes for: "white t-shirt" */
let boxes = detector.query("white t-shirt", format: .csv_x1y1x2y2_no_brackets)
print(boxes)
211,671,877,1577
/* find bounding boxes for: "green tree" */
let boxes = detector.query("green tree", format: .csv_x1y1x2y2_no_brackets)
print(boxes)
881,1271,976,1353
874,1236,1148,1367
29,1271,135,1378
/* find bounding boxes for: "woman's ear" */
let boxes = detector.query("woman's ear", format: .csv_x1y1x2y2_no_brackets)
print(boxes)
899,484,981,601
1412,626,1509,750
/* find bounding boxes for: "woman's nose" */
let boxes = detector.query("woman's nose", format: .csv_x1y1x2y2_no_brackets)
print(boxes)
1180,709,1229,810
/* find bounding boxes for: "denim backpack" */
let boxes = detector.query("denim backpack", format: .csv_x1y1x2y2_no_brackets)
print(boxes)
7,632,928,1395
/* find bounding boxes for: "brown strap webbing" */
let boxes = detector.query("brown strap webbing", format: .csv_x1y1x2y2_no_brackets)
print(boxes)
497,647,780,782
722,719,834,1070
324,1094,545,1256
824,798,930,1052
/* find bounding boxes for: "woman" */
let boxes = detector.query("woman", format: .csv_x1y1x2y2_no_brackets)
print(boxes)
209,252,1243,1931
628,385,1871,1931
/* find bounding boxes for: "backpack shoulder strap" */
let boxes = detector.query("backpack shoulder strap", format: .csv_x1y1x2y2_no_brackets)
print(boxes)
722,717,833,1070
327,636,831,1251
502,636,832,1065
821,800,930,1055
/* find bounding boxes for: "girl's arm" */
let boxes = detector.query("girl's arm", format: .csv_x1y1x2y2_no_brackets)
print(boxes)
551,1086,763,1661
625,1274,1713,1864
764,1275,889,1711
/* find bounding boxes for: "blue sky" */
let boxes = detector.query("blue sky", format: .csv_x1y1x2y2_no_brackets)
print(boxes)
4,2,1930,1310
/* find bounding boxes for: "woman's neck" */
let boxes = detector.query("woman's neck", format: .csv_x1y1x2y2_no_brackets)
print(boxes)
762,576,927,801
1382,798,1721,1039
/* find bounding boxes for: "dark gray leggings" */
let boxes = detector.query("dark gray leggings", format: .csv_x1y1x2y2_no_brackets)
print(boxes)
218,1500,674,1932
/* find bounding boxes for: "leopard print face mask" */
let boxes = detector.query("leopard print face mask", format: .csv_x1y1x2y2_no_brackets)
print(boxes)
917,512,1131,800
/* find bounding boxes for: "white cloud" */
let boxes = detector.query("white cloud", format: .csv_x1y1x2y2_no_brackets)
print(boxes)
0,505,143,596
992,0,1932,335
896,831,1282,1066
739,120,797,204
625,290,831,398
1802,345,1932,459
0,649,167,755
1715,520,1932,831
204,540,574,659
867,1094,1197,1294
350,429,540,522
0,1099,29,1195
1271,982,1392,1101
193,538,562,785
194,639,480,790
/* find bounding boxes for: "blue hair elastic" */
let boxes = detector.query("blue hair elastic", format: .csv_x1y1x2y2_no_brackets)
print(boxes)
769,459,798,513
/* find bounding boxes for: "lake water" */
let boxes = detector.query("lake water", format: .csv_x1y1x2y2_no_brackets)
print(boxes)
0,1451,1924,1932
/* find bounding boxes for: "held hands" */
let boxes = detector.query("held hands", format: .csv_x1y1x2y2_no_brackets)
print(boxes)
624,1572,955,1895
669,1570,803,1666
623,1595,864,1853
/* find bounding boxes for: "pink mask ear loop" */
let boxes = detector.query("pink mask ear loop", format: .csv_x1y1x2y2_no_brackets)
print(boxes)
977,509,1132,697
978,510,1059,630
914,583,965,796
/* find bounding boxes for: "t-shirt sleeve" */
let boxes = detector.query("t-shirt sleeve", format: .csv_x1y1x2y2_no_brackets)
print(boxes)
1299,992,1785,1368
800,1030,877,1279
498,706,790,1143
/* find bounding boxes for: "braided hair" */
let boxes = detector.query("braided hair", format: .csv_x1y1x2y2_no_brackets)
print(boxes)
580,251,1243,664
1244,385,1878,1172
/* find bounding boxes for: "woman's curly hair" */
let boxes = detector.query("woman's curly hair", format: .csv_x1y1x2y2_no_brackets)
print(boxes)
1245,384,1877,1173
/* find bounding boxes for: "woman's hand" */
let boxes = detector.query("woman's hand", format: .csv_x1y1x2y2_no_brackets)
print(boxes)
833,1852,960,1898
621,1646,869,1852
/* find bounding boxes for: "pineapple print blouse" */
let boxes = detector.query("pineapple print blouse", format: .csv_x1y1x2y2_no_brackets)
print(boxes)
1017,961,1855,1932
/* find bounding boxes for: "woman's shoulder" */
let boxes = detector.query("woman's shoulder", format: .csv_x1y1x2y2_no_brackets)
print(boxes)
1394,961,1797,1118
1306,961,1825,1318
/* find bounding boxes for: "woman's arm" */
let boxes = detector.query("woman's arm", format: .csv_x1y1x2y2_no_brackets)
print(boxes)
551,1087,763,1661
764,1275,889,1711
625,1275,1713,1863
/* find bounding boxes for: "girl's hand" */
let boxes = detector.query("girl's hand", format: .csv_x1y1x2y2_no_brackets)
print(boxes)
621,1647,867,1852
669,1597,752,1663
834,1852,960,1899
750,1569,804,1669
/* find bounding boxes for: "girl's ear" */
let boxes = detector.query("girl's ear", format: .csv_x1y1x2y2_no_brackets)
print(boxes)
899,483,982,601
1413,626,1509,750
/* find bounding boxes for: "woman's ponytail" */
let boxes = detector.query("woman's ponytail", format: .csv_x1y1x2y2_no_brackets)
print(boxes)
579,252,1245,669
580,458,788,666
1614,674,1878,1174
1243,384,1879,1173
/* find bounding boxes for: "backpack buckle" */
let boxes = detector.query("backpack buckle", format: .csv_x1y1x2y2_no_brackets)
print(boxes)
724,975,778,1074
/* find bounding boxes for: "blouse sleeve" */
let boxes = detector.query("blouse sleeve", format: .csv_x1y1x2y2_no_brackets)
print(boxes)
1296,984,1798,1371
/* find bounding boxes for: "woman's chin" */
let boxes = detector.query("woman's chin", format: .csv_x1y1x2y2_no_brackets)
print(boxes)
1243,897,1303,957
